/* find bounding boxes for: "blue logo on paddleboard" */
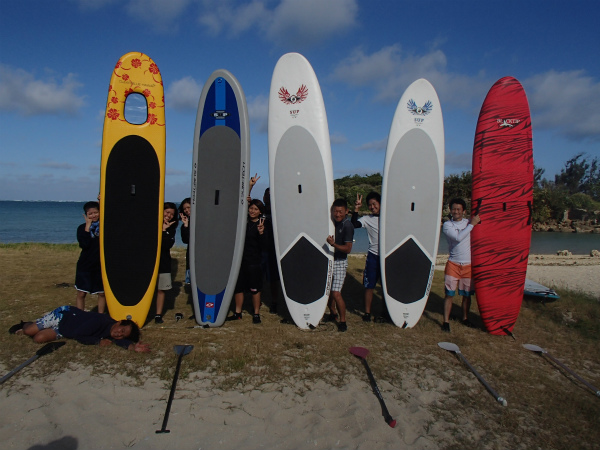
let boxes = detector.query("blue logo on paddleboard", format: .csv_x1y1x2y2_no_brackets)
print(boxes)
407,99,433,116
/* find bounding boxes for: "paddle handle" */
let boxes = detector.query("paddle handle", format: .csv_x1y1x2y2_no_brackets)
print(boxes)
545,353,600,397
0,355,39,385
361,359,397,427
156,352,185,433
457,353,507,406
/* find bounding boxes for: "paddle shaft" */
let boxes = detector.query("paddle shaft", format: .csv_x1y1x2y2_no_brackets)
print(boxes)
456,352,505,404
156,351,185,433
0,354,39,385
543,353,600,397
359,358,395,426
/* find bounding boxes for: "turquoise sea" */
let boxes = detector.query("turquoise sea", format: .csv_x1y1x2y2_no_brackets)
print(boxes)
0,201,598,254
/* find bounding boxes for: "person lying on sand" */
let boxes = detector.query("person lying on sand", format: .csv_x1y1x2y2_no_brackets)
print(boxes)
8,305,150,352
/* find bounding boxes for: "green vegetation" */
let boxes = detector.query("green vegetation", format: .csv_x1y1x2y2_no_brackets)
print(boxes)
335,153,600,222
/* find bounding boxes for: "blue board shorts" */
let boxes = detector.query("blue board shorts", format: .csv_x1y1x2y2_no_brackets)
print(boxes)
363,251,381,289
35,305,72,338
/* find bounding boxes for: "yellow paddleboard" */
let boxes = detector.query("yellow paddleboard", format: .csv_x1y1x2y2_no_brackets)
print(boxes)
99,52,166,326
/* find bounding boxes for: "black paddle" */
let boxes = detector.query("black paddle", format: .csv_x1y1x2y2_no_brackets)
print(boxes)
0,341,66,384
156,345,194,434
524,344,600,398
438,342,507,406
349,347,396,428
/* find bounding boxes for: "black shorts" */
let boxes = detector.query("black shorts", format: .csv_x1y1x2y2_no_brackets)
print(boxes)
75,270,104,294
234,264,263,294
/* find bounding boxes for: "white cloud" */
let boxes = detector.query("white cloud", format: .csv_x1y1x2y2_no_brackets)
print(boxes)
247,94,268,133
166,168,189,176
330,132,347,145
126,0,191,32
332,47,600,143
266,0,358,47
355,138,386,152
198,0,268,35
525,70,600,142
197,0,357,47
0,65,85,116
166,76,203,111
0,173,100,201
331,46,489,109
39,161,77,170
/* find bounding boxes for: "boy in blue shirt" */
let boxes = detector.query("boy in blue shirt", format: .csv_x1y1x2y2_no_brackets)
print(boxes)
75,201,106,313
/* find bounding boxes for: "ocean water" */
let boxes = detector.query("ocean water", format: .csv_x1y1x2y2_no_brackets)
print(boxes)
0,201,598,255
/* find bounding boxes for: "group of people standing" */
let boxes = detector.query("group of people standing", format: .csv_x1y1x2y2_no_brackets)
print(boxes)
9,182,481,350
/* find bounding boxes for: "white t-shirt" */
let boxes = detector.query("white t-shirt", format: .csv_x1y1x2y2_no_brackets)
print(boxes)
442,218,473,264
359,215,379,256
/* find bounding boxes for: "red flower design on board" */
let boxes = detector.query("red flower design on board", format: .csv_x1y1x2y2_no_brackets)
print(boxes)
147,114,158,124
131,59,142,68
143,89,151,97
124,88,134,96
107,109,119,120
115,61,122,69
122,74,129,81
111,97,118,104
148,63,159,74
148,102,156,109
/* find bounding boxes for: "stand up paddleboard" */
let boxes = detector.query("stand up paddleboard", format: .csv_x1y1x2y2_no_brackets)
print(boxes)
100,52,166,326
524,279,559,300
380,79,444,328
471,76,533,335
190,70,250,327
268,53,334,329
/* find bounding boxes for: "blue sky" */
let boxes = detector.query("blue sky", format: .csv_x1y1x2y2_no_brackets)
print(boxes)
1,0,599,201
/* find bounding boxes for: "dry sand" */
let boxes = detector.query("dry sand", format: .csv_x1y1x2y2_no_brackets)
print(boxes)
1,254,598,450
2,368,445,450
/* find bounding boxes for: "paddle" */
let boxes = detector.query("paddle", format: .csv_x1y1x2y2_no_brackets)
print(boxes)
438,342,507,406
0,341,66,385
349,347,396,428
523,344,600,398
156,345,194,433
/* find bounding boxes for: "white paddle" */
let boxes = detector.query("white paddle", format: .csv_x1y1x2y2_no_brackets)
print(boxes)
438,342,507,406
523,344,600,398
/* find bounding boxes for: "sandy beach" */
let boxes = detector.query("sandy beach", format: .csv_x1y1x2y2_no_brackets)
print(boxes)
435,253,600,300
1,250,598,450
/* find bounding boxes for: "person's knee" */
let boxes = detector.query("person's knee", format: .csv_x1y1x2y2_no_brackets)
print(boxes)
33,332,55,344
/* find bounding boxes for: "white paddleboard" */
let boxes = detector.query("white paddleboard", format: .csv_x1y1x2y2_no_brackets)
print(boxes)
190,69,250,327
380,78,444,328
268,53,334,329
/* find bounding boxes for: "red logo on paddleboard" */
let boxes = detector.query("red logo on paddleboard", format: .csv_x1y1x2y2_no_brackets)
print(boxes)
279,85,308,104
205,302,214,308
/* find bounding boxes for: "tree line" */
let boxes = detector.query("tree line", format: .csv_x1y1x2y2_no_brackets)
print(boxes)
334,153,600,223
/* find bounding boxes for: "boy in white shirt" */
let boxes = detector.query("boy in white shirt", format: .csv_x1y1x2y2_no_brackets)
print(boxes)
441,198,480,332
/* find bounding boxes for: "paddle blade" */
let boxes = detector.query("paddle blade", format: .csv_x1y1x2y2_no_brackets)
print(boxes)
174,345,193,356
523,344,545,353
387,418,397,428
36,341,66,357
349,347,369,359
438,342,460,352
